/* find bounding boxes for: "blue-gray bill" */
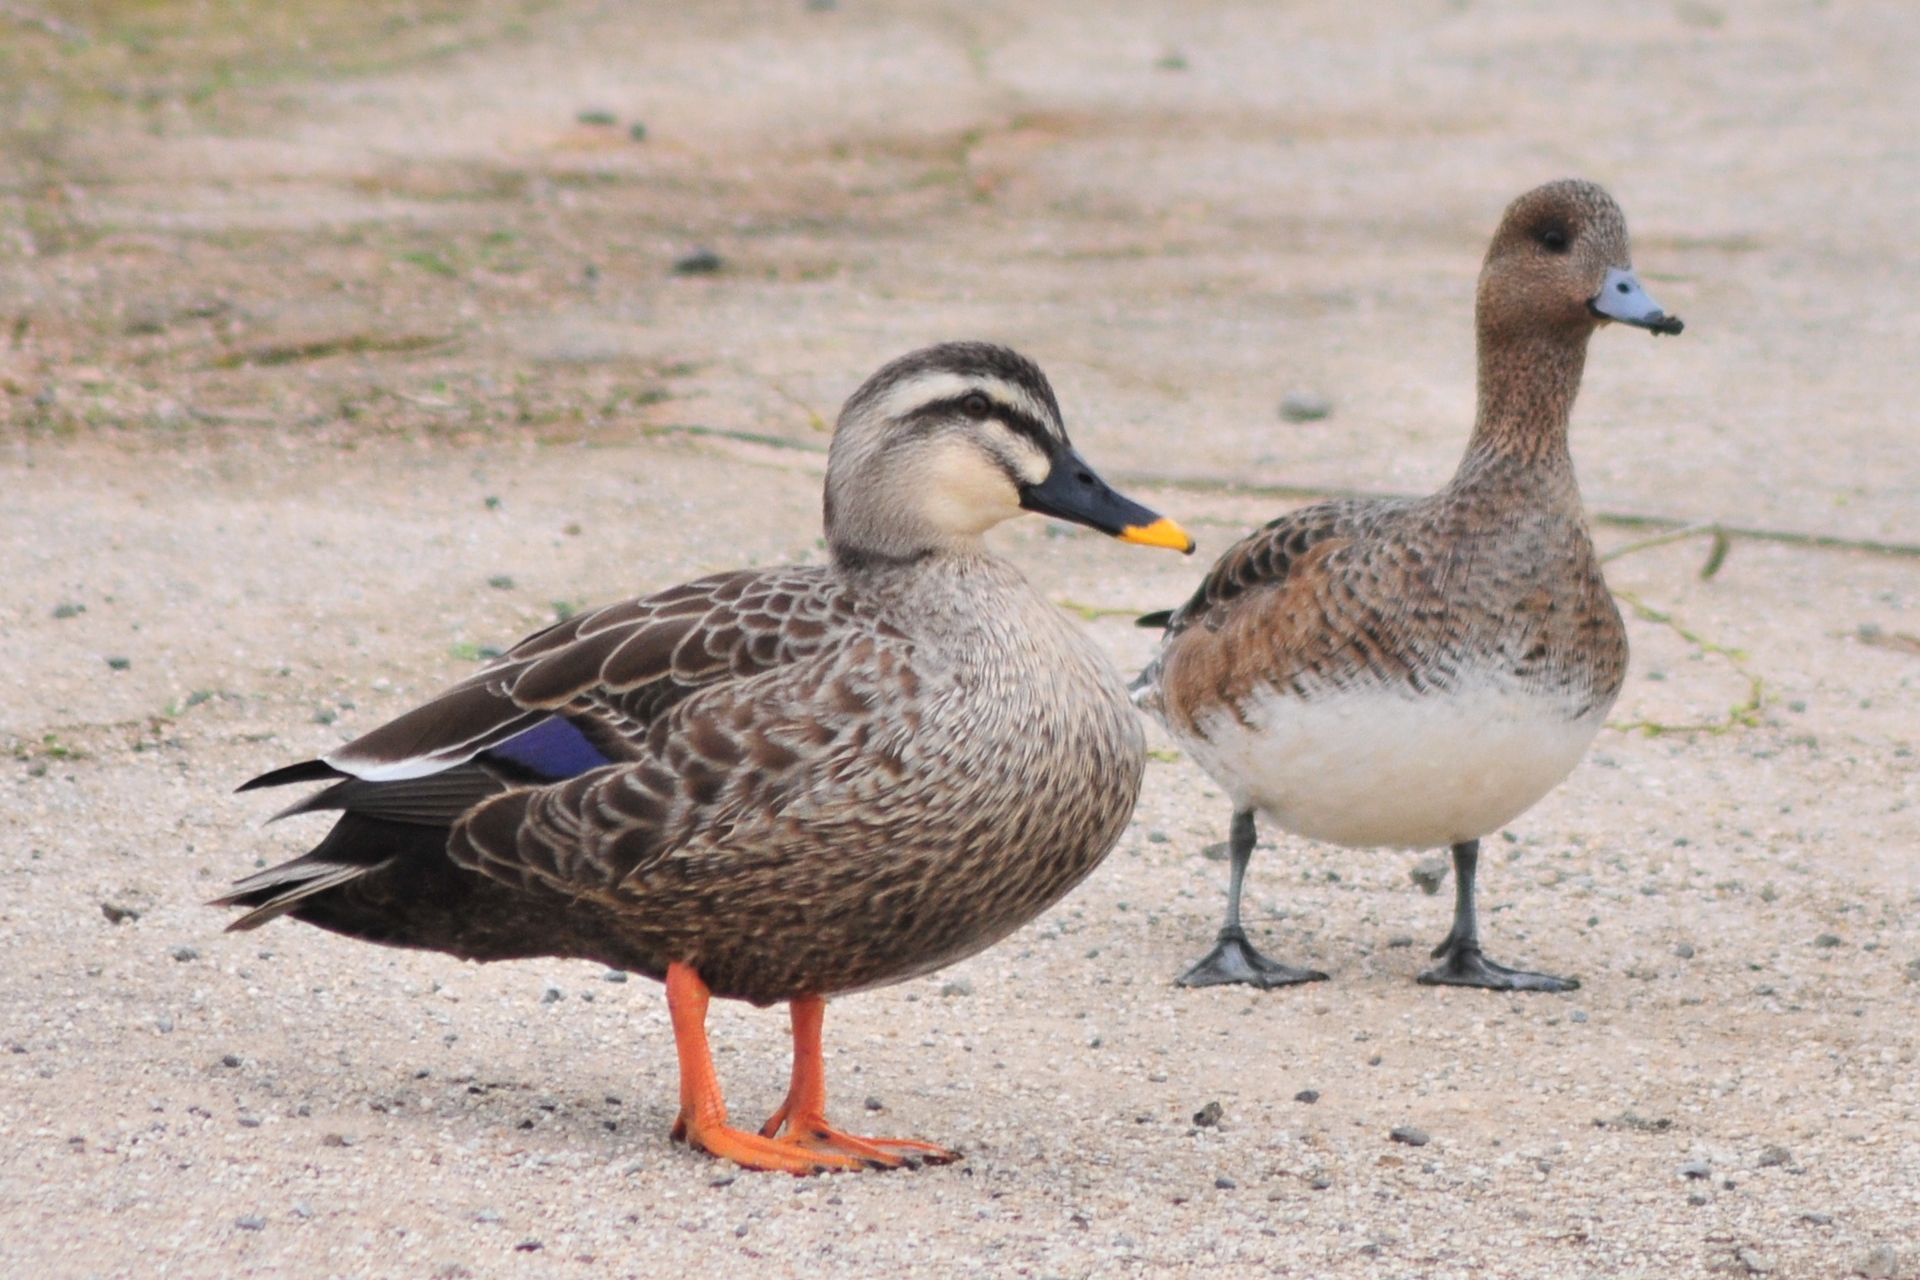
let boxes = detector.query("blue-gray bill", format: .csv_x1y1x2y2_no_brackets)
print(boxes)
1590,266,1684,335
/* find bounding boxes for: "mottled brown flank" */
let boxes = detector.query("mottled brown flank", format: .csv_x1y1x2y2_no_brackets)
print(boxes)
238,554,1142,1006
1138,178,1636,739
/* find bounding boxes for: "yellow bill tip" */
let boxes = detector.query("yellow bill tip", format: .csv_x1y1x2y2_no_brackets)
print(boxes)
1118,517,1196,555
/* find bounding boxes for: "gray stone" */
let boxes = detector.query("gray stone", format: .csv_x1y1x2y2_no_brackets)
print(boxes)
1674,943,1696,959
1678,1159,1712,1179
1389,1126,1430,1147
1756,1144,1791,1167
1857,1244,1899,1278
1201,841,1231,862
1410,855,1449,895
1736,1247,1775,1274
1279,391,1333,422
1294,1089,1320,1104
235,1215,266,1231
51,602,85,618
1214,1176,1236,1190
602,970,628,983
1386,934,1414,949
106,656,131,670
539,982,564,1003
672,249,723,276
169,946,199,962
1814,933,1843,948
1193,1101,1224,1128
941,978,973,997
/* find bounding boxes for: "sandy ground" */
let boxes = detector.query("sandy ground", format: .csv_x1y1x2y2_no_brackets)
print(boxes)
3,1,1920,1276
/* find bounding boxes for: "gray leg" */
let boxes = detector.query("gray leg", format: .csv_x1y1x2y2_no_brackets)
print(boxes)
1417,840,1578,992
1177,810,1328,989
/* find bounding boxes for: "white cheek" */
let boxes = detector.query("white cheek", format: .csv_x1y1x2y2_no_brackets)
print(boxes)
919,440,1024,536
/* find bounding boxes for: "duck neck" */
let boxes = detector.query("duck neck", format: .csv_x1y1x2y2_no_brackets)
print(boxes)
1455,322,1593,484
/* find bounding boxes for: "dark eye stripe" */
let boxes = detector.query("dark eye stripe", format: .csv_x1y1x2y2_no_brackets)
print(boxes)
904,395,1059,452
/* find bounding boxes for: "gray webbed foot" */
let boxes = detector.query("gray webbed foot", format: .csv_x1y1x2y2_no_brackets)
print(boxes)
1178,926,1328,989
1417,938,1578,992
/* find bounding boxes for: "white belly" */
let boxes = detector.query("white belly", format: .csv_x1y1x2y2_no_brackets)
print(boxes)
1181,683,1607,850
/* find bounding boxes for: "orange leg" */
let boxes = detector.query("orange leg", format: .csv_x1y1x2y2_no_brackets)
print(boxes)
757,994,960,1169
664,963,862,1175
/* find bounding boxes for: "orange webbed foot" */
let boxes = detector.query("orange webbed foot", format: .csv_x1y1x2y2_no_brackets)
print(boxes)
758,1111,960,1170
673,1111,867,1175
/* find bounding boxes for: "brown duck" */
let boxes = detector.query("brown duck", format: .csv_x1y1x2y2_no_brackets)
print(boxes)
1133,180,1683,993
220,342,1193,1173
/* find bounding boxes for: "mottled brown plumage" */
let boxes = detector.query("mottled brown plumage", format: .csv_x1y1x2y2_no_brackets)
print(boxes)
1134,180,1683,992
218,341,1191,1171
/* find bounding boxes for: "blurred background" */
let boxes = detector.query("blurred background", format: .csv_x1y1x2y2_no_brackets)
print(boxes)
3,0,1916,539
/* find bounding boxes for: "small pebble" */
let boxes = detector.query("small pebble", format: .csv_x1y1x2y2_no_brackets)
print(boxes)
671,249,723,276
514,1241,543,1253
221,1054,241,1068
1389,1126,1430,1147
1193,1101,1224,1128
238,1115,261,1128
1308,1172,1333,1190
1857,1243,1899,1278
941,979,973,997
234,1215,266,1232
101,902,140,924
169,946,199,962
1756,1144,1791,1167
1678,1160,1712,1179
576,109,617,126
864,1096,884,1112
291,1202,314,1219
1148,831,1170,844
540,982,564,1004
474,1208,503,1223
487,575,515,590
1409,855,1449,894
106,656,131,670
1214,1176,1236,1190
1385,934,1414,949
1735,1246,1775,1274
1201,841,1231,862
1279,391,1333,423
602,970,628,983
52,602,85,618
1688,1191,1710,1205
1674,943,1695,959
1293,1089,1320,1104
1813,933,1842,948
709,1174,736,1188
1799,1211,1832,1225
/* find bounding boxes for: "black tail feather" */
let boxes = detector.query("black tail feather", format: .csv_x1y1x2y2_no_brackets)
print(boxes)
237,759,346,793
1135,609,1174,630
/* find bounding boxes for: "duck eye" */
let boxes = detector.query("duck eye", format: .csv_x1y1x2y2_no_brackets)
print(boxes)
961,392,991,419
1539,227,1570,253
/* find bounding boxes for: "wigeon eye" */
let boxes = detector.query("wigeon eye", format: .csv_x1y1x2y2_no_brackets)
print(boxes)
961,392,991,418
1539,227,1570,253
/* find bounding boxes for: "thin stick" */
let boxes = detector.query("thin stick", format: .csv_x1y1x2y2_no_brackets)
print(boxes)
1606,588,1764,736
1112,473,1920,565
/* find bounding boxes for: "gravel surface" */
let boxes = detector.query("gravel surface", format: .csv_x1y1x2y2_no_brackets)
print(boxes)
3,2,1919,1277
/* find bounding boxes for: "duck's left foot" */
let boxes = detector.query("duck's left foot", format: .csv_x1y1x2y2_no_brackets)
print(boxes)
1418,941,1579,992
1177,926,1329,989
759,1108,960,1170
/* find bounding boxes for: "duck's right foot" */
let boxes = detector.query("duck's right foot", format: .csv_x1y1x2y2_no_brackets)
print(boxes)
672,1112,866,1175
1177,926,1328,989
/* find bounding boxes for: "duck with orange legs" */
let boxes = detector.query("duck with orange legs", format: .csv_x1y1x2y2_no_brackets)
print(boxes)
218,342,1192,1172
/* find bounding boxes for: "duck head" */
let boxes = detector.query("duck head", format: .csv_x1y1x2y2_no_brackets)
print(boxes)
824,341,1194,565
1478,179,1684,342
